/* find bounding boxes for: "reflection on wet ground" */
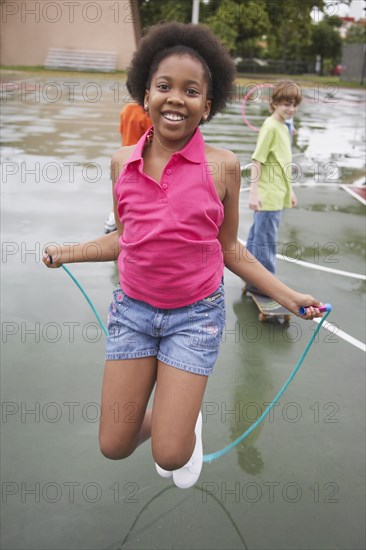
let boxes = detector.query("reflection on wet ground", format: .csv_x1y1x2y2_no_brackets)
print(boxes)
1,72,365,550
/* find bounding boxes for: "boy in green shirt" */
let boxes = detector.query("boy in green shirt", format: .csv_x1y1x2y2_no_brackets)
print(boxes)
245,80,302,295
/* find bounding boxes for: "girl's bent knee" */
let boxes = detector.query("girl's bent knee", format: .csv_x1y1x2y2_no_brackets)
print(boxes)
153,445,191,471
155,456,186,471
99,437,135,460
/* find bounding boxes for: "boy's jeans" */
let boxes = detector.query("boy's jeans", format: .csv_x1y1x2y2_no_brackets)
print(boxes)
246,210,282,278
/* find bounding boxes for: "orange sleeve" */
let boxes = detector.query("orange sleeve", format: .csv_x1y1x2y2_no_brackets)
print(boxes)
119,109,124,142
120,103,152,145
120,104,152,146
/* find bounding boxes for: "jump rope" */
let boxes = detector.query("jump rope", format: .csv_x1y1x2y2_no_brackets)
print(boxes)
56,83,332,463
60,264,331,464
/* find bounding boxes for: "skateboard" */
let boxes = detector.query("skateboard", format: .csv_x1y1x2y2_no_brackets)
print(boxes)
243,287,291,323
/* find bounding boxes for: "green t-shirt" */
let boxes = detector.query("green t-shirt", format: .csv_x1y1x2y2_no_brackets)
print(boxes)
252,116,292,210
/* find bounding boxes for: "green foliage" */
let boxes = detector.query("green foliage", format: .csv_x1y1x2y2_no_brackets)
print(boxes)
138,0,269,53
310,16,343,74
323,15,343,28
144,1,319,60
137,0,347,72
265,0,324,60
203,0,269,52
138,0,191,28
345,24,366,44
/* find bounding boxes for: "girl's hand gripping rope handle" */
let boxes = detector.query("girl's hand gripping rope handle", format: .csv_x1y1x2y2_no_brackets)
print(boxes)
43,249,63,269
299,304,332,316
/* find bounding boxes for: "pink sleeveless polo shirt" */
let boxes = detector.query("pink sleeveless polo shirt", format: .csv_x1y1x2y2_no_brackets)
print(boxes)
114,127,224,308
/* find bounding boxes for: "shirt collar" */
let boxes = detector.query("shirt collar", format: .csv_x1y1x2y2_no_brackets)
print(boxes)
125,127,205,166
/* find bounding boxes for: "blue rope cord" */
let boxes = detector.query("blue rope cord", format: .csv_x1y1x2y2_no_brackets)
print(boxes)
61,265,108,336
203,309,330,463
61,264,330,463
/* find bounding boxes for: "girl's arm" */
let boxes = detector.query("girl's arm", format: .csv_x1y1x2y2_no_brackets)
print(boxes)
43,231,120,268
43,146,131,268
217,151,321,319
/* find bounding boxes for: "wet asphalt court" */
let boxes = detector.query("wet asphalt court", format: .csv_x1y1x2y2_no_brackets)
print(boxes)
1,72,365,550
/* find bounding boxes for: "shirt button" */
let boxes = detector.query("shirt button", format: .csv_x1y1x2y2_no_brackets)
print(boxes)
166,168,172,175
162,183,168,190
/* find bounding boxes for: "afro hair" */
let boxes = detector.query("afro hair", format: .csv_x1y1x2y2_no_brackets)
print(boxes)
126,22,236,121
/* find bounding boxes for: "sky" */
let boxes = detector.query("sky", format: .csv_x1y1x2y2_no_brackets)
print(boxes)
312,0,365,21
339,0,365,17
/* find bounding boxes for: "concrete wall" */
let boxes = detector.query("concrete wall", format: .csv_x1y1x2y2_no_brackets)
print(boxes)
341,43,366,83
0,0,141,70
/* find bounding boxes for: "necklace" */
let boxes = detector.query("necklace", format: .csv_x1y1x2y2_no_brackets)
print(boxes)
153,130,182,153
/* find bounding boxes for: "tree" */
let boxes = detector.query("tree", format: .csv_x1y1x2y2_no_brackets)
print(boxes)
345,23,366,44
310,16,343,75
265,0,324,63
137,0,344,73
137,0,191,28
138,0,269,54
202,0,269,54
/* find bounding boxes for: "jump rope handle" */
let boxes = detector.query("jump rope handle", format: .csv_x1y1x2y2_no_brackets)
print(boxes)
299,304,332,316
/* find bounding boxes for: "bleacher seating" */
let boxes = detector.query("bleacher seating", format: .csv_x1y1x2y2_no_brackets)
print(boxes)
44,48,117,72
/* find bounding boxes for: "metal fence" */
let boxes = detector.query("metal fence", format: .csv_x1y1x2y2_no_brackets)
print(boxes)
236,58,315,75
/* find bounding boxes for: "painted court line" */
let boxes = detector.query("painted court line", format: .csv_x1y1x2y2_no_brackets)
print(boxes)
276,254,366,280
313,318,366,352
238,239,365,280
237,239,366,352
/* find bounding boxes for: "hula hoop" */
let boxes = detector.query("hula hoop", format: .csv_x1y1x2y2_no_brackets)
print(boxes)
241,83,274,132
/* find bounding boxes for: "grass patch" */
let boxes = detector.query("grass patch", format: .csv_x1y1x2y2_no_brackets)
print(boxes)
236,73,365,90
1,66,364,90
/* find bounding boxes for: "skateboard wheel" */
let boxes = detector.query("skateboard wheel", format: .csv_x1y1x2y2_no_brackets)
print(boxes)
284,315,291,323
258,313,266,322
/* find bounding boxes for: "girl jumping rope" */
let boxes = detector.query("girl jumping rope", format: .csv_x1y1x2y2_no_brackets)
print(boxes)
43,22,323,489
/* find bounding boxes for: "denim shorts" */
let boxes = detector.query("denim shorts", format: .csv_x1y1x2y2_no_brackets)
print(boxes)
105,282,226,376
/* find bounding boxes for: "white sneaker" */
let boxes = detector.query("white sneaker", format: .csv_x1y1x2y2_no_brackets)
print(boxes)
155,463,173,479
104,211,117,234
173,412,203,489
